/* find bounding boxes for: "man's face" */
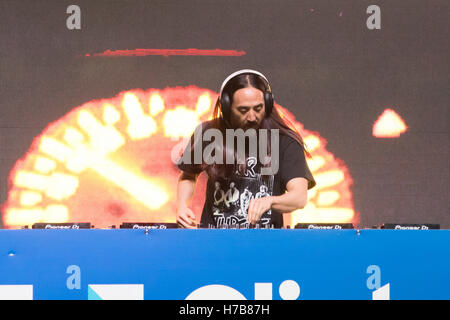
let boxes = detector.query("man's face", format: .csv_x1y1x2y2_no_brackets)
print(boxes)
229,87,265,130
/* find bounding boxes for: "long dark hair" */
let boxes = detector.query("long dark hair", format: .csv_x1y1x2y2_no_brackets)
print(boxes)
201,72,311,180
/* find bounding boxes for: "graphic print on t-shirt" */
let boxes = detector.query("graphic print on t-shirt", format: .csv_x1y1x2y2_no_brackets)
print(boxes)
210,157,274,228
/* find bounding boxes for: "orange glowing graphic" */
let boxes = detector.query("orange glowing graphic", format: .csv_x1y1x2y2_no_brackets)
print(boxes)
276,108,358,228
1,87,358,229
373,108,408,138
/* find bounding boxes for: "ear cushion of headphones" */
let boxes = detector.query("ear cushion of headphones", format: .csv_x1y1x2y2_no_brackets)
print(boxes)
264,91,273,116
220,91,231,120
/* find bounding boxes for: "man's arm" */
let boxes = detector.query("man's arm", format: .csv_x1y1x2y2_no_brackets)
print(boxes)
271,177,308,212
176,171,199,228
247,177,308,225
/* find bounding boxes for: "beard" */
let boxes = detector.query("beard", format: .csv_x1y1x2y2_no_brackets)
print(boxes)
243,123,257,130
243,120,264,131
229,115,263,131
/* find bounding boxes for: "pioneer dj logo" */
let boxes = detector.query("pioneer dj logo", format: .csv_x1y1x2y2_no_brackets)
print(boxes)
45,224,79,229
132,224,167,229
307,224,342,229
394,225,428,230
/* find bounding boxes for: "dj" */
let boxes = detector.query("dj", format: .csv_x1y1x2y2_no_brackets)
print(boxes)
176,69,316,229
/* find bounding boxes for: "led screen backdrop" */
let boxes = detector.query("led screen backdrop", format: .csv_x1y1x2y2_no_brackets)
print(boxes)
0,0,448,228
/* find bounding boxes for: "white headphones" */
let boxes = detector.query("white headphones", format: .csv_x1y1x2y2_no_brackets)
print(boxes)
219,69,274,119
219,69,271,97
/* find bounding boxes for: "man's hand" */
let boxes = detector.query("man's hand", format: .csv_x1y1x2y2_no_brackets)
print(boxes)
247,196,273,225
176,205,198,229
176,171,199,229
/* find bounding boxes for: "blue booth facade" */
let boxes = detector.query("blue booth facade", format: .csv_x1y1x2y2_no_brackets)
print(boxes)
0,229,448,300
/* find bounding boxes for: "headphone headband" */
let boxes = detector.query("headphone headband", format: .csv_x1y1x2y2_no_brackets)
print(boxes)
219,69,271,97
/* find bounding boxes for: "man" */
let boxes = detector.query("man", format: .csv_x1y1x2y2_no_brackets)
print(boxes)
212,181,225,208
176,69,316,229
224,181,239,206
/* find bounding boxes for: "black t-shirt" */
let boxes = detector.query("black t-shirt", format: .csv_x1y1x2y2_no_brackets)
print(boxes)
177,121,316,228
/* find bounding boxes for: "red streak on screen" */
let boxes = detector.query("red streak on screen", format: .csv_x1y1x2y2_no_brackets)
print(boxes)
85,48,246,57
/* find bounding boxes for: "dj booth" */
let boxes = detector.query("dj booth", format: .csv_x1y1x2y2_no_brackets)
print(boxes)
0,227,449,300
